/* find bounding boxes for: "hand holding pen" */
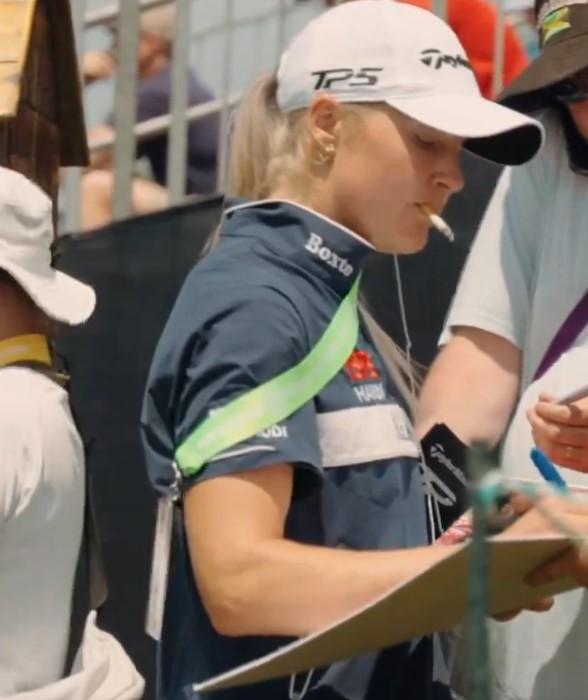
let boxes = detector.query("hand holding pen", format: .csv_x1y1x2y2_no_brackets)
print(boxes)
527,386,588,473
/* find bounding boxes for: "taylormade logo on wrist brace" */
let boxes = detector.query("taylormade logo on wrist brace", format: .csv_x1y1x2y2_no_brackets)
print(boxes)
305,233,354,277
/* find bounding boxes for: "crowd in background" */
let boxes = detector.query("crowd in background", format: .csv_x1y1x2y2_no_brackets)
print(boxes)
5,0,588,699
75,0,539,232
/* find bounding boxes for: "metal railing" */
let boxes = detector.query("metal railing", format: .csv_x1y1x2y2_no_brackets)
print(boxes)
64,0,301,232
63,0,521,234
83,0,172,29
111,1,141,221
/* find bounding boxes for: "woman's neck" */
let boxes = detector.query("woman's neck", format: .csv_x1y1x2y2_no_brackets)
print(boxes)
0,297,46,342
269,186,339,226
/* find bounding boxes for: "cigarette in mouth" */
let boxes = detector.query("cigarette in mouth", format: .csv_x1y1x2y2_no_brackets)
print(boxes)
419,203,454,242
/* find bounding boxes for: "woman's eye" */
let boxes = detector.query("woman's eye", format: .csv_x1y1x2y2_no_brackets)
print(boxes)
415,135,437,149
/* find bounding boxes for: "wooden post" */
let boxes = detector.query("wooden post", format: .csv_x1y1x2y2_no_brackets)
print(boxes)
0,0,89,236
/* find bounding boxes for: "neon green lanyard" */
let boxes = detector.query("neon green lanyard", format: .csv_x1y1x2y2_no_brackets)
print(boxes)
175,276,361,477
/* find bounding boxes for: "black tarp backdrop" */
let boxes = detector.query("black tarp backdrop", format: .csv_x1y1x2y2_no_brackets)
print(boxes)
55,152,502,699
56,197,222,697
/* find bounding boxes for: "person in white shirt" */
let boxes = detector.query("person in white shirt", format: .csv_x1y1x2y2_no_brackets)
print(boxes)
417,0,588,697
0,167,143,698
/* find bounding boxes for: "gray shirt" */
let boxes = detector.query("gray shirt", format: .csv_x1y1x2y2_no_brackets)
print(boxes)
443,109,588,700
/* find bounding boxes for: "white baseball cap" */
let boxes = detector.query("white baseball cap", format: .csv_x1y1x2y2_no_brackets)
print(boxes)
277,0,544,165
0,167,96,325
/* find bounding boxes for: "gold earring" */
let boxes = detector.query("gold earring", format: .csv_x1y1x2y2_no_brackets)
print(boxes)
315,142,336,166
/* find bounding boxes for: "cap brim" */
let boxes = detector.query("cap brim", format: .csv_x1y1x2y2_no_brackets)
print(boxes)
499,30,588,106
1,260,96,325
387,93,544,165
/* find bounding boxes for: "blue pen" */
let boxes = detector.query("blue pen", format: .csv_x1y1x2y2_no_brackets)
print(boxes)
530,447,569,494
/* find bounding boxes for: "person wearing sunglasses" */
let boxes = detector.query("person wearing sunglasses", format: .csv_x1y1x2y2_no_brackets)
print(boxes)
418,0,588,697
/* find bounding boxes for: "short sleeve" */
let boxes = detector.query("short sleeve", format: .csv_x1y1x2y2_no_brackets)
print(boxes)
142,289,323,493
440,161,544,349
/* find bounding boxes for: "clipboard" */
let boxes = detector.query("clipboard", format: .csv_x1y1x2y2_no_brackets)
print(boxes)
194,535,577,694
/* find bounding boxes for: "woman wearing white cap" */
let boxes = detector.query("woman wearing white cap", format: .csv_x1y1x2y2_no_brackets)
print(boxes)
141,3,587,700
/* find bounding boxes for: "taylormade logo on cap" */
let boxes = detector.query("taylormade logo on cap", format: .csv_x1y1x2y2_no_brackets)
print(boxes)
420,49,472,70
276,0,478,112
276,0,544,166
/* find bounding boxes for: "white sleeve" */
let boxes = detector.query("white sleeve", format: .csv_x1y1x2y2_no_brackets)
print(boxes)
440,161,544,349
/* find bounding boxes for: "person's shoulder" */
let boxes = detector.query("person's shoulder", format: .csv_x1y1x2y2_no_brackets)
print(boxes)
182,260,305,332
185,240,305,311
157,253,309,368
0,368,68,427
145,262,312,420
0,369,81,521
0,367,53,406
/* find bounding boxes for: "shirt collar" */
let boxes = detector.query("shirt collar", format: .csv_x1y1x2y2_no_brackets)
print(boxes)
221,198,374,296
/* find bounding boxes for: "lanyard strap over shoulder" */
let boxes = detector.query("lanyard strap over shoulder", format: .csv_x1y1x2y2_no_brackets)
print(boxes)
175,276,362,477
533,286,588,382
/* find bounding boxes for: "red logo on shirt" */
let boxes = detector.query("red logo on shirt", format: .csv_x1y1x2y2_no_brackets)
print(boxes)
344,350,380,382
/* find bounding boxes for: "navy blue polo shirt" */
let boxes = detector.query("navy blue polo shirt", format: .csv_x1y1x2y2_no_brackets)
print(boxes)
141,199,453,700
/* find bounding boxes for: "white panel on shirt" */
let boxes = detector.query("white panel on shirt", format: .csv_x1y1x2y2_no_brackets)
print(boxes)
318,403,419,468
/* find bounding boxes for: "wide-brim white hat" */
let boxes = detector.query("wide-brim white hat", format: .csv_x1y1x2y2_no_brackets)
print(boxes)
0,258,95,325
0,168,96,325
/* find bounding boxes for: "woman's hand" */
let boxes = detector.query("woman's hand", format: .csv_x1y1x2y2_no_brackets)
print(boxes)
527,544,588,588
522,492,588,589
492,493,588,620
527,392,588,472
492,597,554,622
499,492,588,539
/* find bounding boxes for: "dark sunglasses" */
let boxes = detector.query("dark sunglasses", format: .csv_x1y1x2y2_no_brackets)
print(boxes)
549,66,588,103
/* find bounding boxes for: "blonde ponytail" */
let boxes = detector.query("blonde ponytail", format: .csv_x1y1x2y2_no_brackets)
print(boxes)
226,72,281,199
207,71,419,412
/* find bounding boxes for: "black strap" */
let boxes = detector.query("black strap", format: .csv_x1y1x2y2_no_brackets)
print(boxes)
4,360,108,676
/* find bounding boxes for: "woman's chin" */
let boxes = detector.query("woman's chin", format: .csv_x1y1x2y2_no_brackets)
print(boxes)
377,223,429,255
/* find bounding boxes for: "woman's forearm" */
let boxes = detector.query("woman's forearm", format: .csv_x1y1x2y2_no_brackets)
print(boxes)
196,538,456,638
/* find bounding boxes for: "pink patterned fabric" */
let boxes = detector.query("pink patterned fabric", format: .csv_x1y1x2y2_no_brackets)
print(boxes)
435,511,473,544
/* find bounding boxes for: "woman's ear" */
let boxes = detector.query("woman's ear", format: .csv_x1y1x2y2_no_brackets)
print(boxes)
307,94,343,152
